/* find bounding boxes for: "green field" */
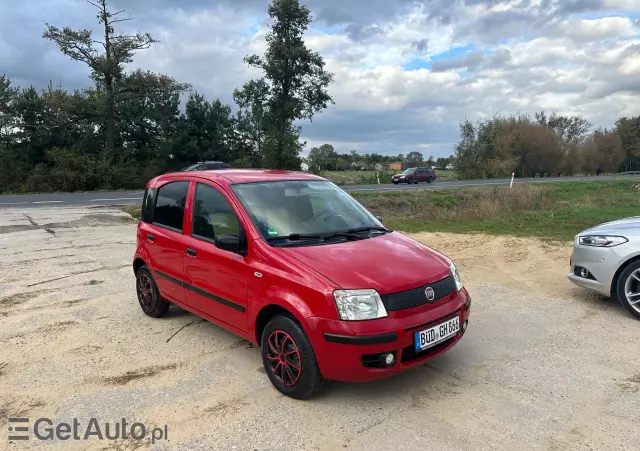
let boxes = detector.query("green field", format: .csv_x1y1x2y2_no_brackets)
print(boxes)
122,180,640,242
353,180,640,241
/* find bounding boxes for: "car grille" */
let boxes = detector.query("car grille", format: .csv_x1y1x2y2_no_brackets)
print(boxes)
380,276,457,311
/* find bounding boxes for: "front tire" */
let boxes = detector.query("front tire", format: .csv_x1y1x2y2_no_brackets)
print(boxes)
616,260,640,319
260,315,324,400
136,265,170,318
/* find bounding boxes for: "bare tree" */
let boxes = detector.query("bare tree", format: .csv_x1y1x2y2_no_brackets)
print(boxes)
43,0,156,154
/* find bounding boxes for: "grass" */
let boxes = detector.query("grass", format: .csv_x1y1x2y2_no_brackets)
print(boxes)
121,204,141,219
353,180,640,241
88,279,104,285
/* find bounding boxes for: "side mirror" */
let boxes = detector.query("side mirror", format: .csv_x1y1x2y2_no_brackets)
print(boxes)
215,234,241,253
375,216,383,222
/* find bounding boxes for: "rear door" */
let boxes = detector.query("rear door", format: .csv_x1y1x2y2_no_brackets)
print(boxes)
416,168,427,182
144,180,190,304
182,181,249,332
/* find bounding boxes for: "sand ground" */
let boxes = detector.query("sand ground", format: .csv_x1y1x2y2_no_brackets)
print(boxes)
1,206,639,450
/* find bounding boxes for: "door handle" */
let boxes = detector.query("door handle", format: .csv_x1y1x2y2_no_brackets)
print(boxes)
186,248,197,257
147,233,154,242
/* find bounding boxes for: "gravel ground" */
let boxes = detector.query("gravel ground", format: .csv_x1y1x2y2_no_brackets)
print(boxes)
1,206,639,451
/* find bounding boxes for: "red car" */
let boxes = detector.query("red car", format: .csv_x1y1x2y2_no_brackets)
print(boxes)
133,169,471,399
391,167,436,184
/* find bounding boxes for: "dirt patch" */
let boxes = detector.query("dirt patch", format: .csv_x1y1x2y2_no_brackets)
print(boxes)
37,320,78,334
88,279,104,285
0,396,46,425
102,364,178,386
0,292,35,307
0,362,7,377
70,345,103,355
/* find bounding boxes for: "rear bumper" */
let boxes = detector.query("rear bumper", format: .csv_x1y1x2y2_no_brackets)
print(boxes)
305,289,471,382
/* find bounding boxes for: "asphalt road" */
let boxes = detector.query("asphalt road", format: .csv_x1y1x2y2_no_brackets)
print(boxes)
0,174,638,209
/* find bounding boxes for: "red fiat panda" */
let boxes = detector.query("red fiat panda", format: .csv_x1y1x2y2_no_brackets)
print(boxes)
133,169,471,399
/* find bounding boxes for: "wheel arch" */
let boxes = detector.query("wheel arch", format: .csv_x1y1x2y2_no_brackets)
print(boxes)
254,303,305,346
611,254,640,296
133,257,147,276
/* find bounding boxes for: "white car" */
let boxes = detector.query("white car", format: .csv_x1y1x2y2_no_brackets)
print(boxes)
568,217,640,319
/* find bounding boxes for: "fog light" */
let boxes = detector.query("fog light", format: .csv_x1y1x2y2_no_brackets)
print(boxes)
384,353,395,365
462,320,468,331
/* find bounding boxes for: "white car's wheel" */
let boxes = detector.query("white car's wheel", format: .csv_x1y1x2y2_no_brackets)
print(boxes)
616,260,640,319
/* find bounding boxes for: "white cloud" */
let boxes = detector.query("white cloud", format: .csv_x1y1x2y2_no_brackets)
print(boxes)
1,0,639,157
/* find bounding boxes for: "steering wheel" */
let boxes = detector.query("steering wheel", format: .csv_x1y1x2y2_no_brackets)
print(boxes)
310,209,336,222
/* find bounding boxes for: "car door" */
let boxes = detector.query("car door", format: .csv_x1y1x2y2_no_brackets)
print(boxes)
182,181,249,332
144,180,190,304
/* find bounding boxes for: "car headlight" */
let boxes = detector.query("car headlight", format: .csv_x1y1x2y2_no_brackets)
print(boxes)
450,262,463,291
578,235,628,247
333,289,387,321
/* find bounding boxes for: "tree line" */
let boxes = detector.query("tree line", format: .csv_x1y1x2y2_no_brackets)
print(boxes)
454,111,640,179
0,0,333,193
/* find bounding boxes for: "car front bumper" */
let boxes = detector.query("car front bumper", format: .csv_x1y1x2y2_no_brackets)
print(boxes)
305,288,471,382
566,240,631,297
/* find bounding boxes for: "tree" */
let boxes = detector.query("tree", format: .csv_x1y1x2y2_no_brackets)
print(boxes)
307,143,335,170
406,151,423,167
233,79,270,167
42,0,189,155
615,116,640,171
241,0,334,169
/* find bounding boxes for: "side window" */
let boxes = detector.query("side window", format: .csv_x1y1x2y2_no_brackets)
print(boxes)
141,187,157,223
154,181,189,232
192,183,240,241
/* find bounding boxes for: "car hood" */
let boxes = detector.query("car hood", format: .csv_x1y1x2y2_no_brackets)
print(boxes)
279,232,452,293
581,216,640,235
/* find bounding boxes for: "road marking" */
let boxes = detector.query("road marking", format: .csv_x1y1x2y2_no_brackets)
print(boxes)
32,201,63,204
89,197,143,202
0,202,30,205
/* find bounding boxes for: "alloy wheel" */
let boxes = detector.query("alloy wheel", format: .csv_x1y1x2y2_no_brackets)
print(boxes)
623,269,640,314
265,330,302,386
138,273,154,309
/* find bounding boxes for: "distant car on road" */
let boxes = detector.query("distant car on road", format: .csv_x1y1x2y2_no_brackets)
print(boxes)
568,217,640,319
181,161,232,171
392,167,436,184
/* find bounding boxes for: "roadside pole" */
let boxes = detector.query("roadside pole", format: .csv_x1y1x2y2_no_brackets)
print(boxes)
510,172,515,188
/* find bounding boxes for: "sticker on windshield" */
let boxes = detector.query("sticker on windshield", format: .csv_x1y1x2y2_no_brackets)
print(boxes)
267,228,278,236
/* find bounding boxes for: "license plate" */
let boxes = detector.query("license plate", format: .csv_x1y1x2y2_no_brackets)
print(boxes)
414,316,460,352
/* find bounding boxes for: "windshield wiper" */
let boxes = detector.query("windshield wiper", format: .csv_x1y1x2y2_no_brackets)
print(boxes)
346,226,390,234
266,231,362,243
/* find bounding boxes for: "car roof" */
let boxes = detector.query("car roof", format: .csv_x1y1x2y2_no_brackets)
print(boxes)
148,169,326,187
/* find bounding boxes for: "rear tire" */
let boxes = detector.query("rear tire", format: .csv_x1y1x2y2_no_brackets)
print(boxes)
260,315,324,400
135,266,170,318
615,260,640,320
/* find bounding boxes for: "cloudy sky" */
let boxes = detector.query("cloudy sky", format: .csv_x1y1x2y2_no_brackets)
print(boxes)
2,0,639,157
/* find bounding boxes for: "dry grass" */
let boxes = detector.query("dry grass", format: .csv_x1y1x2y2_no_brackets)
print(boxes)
353,180,640,240
121,204,141,220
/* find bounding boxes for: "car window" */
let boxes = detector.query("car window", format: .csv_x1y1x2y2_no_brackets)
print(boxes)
203,163,219,170
154,181,189,231
231,180,383,240
192,183,240,241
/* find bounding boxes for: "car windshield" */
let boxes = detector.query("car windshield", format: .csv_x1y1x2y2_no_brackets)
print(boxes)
231,180,386,245
401,168,416,174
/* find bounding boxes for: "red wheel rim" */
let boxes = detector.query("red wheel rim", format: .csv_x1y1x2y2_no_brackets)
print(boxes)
138,274,154,309
265,330,301,386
